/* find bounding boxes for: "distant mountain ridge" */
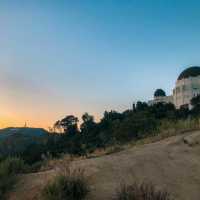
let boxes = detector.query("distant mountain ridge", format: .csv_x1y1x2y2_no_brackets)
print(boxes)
0,127,48,140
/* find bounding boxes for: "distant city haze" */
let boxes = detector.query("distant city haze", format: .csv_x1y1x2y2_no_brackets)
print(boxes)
1,0,200,129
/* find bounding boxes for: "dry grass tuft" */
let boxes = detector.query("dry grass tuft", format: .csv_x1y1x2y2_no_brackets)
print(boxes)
42,166,90,200
114,182,172,200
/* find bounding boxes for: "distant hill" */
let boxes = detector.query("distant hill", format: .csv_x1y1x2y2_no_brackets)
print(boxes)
0,127,49,160
0,127,48,140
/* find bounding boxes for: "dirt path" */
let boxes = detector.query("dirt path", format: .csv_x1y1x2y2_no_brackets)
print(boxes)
8,131,200,200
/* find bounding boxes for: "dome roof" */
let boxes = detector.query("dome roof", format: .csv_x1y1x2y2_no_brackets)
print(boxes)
178,66,200,80
154,89,166,97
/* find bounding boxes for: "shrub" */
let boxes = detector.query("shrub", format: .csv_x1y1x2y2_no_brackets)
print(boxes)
0,157,26,175
114,182,172,200
42,168,90,200
0,157,26,199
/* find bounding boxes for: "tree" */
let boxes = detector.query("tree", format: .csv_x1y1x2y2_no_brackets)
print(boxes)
102,110,123,122
150,103,176,119
136,101,148,111
58,115,79,135
176,106,189,119
80,113,99,154
190,95,200,117
53,120,62,133
191,95,200,107
81,113,94,129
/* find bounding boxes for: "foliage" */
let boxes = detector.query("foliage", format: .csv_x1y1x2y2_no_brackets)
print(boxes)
54,115,79,135
2,100,200,199
20,102,200,159
42,168,90,200
0,157,26,175
0,128,49,164
114,182,172,200
2,100,200,163
190,95,200,117
191,95,200,107
0,157,26,199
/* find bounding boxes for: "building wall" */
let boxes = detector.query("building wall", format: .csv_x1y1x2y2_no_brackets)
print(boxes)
173,75,200,108
148,95,173,106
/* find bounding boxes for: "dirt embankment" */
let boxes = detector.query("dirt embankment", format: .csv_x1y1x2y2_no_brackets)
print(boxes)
8,130,200,200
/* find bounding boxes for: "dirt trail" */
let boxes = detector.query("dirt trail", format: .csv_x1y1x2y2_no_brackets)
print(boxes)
8,131,200,200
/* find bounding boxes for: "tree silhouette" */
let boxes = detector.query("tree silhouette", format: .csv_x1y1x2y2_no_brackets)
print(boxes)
55,115,79,135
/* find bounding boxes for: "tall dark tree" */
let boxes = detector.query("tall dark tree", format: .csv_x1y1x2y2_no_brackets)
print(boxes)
59,115,79,135
81,113,94,128
80,113,99,153
191,95,200,116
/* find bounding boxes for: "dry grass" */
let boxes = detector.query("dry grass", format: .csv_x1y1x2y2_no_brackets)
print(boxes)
0,157,26,199
41,166,90,200
126,118,200,148
114,182,172,200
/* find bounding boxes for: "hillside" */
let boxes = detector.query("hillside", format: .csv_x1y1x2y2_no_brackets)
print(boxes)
8,130,200,200
0,127,48,139
0,127,49,160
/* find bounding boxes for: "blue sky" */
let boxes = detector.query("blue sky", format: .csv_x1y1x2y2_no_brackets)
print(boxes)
0,0,200,128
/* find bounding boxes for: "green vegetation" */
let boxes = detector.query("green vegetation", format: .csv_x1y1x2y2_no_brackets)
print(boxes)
0,128,49,164
114,182,172,200
0,157,26,199
1,97,200,198
50,99,200,157
42,168,90,200
1,96,200,166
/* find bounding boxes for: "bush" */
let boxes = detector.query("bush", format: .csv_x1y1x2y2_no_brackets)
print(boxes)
0,157,26,199
42,168,90,200
0,157,26,175
114,182,172,200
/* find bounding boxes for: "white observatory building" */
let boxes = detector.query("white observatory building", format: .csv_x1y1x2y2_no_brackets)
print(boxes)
148,66,200,109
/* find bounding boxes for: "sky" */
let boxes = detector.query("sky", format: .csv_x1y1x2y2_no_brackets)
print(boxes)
0,0,200,129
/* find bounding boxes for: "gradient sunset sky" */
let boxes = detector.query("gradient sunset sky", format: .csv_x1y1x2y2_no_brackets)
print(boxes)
1,0,200,129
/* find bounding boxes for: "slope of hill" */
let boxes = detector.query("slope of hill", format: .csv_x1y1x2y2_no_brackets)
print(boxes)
0,127,48,139
0,127,49,158
8,130,200,200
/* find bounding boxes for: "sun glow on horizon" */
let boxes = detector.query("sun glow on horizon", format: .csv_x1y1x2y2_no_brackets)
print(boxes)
0,111,102,130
